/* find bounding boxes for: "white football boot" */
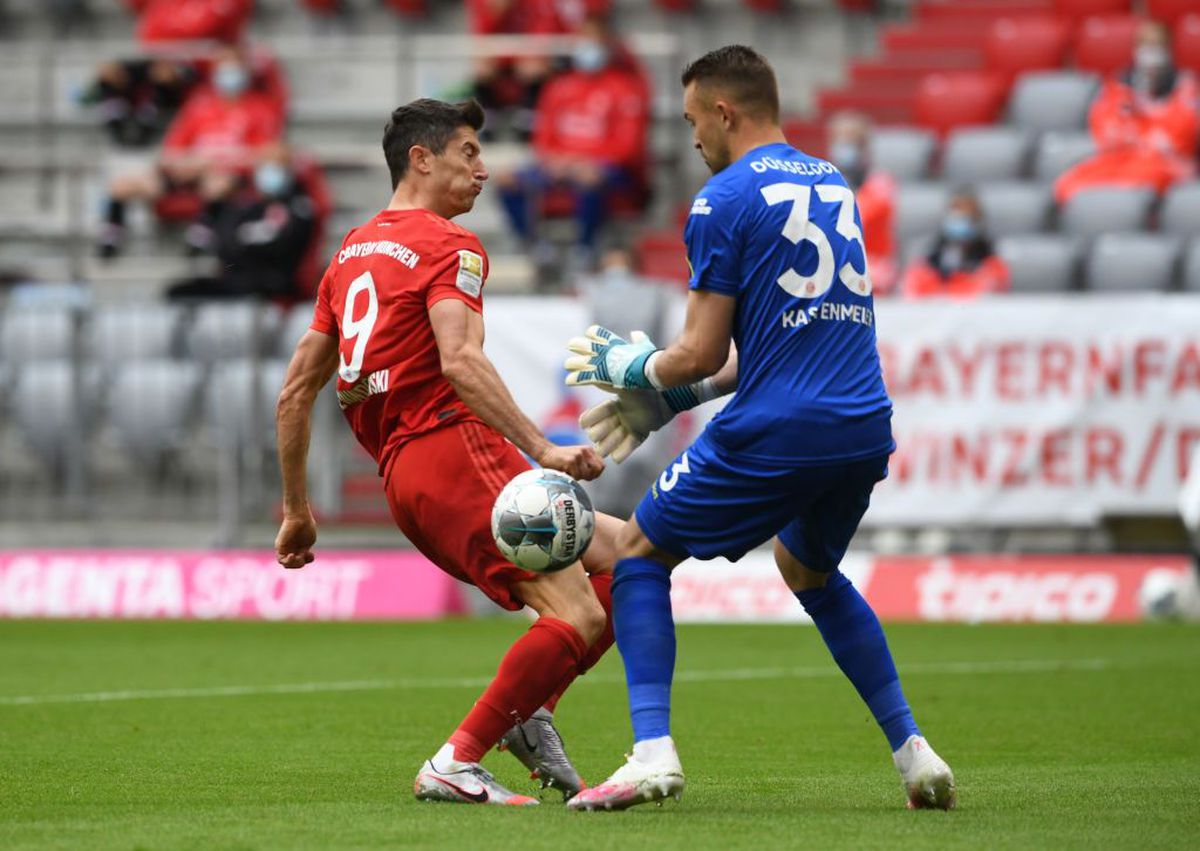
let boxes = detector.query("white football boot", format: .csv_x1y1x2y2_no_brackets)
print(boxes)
498,707,585,799
893,735,957,810
567,737,684,812
413,744,539,806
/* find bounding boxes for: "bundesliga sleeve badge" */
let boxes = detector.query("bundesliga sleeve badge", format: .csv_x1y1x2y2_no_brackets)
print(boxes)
456,250,484,297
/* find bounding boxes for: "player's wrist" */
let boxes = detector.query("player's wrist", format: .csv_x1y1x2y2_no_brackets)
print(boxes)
640,350,666,390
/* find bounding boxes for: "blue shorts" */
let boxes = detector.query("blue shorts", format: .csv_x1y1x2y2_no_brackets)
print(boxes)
634,431,888,571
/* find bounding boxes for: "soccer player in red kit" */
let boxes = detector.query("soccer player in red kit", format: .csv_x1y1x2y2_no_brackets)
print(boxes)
274,99,621,805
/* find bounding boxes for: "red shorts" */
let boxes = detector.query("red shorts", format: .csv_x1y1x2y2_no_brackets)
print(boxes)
383,421,535,611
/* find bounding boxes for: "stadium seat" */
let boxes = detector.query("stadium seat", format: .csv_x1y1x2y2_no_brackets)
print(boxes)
1084,233,1181,291
902,234,936,268
977,182,1054,236
1052,0,1132,20
107,361,203,467
1161,182,1200,237
869,128,937,182
206,359,288,448
985,16,1072,80
1182,240,1200,291
276,302,318,358
996,235,1082,292
915,72,1007,136
1032,130,1097,182
89,305,183,366
1073,15,1138,75
12,361,99,474
1060,186,1156,237
186,302,282,362
1146,0,1199,26
0,306,76,363
1008,71,1100,133
942,127,1033,183
1176,15,1200,73
895,182,950,245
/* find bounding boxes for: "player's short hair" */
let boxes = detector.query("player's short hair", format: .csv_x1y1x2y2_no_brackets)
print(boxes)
681,45,779,123
382,98,485,188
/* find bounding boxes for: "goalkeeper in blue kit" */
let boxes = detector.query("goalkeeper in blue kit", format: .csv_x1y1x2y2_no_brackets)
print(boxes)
563,46,956,812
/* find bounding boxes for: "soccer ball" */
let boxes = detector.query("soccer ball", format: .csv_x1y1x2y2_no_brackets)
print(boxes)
1139,569,1184,621
491,469,595,573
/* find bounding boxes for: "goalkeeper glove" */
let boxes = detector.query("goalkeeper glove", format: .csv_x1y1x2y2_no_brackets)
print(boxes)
564,326,659,390
577,377,717,464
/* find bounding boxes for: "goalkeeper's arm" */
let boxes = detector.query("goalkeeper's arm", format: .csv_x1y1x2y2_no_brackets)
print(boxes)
642,289,738,390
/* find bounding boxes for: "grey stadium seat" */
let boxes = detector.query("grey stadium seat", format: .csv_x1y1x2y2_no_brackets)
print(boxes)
89,304,183,366
1160,182,1200,237
942,127,1032,183
1084,234,1181,292
12,361,100,472
276,302,317,358
997,235,1081,293
107,361,204,466
1060,187,1156,238
978,182,1053,236
0,306,77,363
869,128,936,182
186,302,282,362
205,359,288,448
1033,131,1097,183
1183,241,1200,292
1009,71,1100,133
895,183,950,245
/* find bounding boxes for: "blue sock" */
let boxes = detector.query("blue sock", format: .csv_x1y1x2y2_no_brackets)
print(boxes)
795,572,920,751
612,556,675,743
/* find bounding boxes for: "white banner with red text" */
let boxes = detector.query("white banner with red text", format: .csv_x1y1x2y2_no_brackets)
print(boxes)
0,550,1188,623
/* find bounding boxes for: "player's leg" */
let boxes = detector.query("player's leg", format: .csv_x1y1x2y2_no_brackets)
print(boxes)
775,456,956,810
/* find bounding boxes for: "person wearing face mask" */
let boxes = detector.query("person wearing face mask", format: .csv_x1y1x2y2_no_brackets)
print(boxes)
901,189,1009,299
827,111,897,295
1055,19,1198,204
98,45,285,258
497,12,650,274
167,142,321,301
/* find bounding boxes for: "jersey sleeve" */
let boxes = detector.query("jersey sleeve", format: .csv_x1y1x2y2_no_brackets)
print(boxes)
684,184,742,297
309,264,337,335
425,235,488,314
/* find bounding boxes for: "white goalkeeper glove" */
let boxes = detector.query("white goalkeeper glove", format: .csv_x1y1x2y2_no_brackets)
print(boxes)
564,326,661,390
577,371,718,464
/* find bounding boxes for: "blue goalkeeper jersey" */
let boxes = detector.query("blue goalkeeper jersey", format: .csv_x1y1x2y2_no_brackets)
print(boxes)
684,141,893,466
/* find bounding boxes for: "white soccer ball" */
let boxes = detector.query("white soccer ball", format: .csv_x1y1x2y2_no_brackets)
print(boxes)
1138,569,1184,621
491,469,595,573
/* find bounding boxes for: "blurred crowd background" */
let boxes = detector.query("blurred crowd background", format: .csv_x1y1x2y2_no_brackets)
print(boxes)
0,0,1198,555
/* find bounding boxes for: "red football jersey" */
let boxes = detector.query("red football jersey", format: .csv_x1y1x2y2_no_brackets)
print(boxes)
310,208,490,472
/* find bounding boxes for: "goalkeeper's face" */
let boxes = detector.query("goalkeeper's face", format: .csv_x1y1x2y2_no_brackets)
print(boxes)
429,127,489,216
683,82,732,174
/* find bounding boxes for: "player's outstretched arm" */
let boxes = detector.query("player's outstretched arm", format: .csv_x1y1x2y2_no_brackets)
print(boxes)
565,290,737,391
275,329,339,569
429,299,604,482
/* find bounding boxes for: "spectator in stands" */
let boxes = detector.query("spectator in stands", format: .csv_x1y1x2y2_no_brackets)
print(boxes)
901,188,1009,299
168,142,318,301
467,0,585,141
827,111,897,295
126,0,252,44
98,44,285,258
497,12,649,271
1056,19,1199,204
80,58,197,148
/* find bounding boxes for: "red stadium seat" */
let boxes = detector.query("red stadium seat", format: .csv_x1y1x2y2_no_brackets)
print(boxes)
654,0,695,10
917,0,1053,23
1051,0,1130,21
985,16,1072,80
635,230,688,286
1074,14,1138,74
743,0,785,10
384,0,426,16
914,71,1007,135
1178,15,1200,73
1146,0,1200,26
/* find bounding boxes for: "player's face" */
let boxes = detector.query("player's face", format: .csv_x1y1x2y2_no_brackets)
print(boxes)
683,82,733,174
431,127,488,217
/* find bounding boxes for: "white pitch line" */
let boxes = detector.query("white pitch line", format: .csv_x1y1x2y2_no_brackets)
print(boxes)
0,657,1110,707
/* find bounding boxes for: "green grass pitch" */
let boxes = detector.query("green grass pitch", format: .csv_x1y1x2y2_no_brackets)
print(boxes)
1,619,1198,850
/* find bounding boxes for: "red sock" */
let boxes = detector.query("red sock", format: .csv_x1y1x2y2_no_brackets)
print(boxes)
544,573,614,714
448,616,588,763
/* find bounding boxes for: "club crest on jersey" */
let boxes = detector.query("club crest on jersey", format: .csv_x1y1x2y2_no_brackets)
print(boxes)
456,250,484,297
